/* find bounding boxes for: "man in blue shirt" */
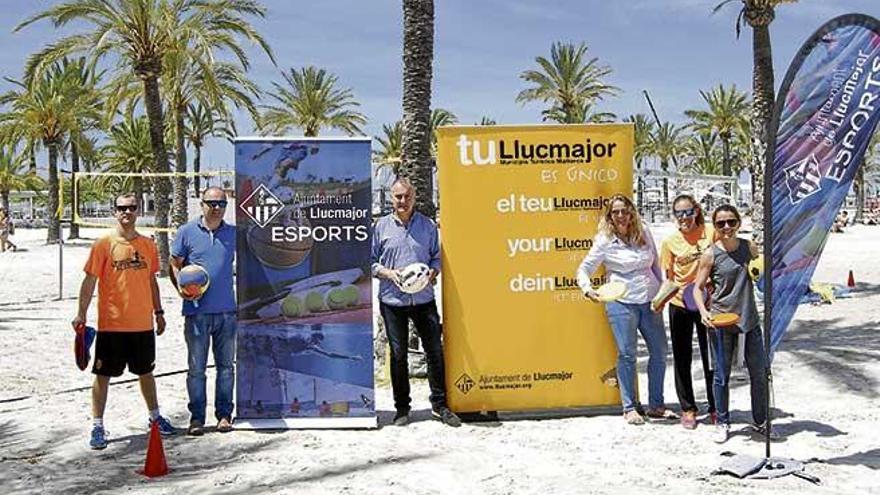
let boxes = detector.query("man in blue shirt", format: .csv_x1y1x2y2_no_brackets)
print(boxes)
171,187,237,436
371,177,460,427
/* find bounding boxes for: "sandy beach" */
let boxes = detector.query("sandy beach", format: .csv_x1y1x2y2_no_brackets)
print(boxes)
0,223,878,495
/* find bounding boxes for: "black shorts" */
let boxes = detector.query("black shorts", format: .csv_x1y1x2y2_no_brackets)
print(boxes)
92,330,156,377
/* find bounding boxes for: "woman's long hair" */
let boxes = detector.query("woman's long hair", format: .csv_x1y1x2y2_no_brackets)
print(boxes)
598,194,646,246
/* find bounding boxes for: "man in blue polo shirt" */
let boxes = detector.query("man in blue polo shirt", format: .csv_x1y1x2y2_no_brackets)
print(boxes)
171,187,236,436
372,177,460,427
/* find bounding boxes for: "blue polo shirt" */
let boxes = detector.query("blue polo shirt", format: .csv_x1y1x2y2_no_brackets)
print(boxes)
171,218,236,316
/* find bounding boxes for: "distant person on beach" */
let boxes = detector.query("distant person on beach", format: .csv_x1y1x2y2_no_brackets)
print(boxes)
0,207,17,252
371,176,461,428
171,187,237,436
72,193,174,450
832,210,849,233
693,204,775,444
660,194,716,430
576,193,673,425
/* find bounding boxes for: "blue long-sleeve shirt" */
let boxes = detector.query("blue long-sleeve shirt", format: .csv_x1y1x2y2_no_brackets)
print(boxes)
371,211,440,306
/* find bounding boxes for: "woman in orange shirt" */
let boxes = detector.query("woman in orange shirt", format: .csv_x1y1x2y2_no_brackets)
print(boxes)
659,194,715,429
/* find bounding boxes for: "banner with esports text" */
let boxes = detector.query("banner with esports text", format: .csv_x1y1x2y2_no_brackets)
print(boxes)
768,14,880,353
234,137,376,429
437,124,633,412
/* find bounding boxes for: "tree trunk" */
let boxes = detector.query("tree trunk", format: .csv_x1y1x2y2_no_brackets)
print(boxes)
749,21,775,249
193,143,202,196
172,104,189,228
855,167,865,223
142,75,172,276
722,135,732,197
661,159,669,208
401,0,436,219
1,191,9,213
69,141,80,239
28,142,37,173
46,142,60,243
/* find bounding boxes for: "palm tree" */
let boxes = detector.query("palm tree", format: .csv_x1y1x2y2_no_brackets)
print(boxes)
715,0,799,246
374,121,403,175
100,114,157,202
0,67,81,243
53,58,104,239
18,0,275,274
684,84,749,179
476,116,497,126
856,130,880,222
682,132,724,176
624,114,656,210
185,103,233,196
258,66,366,137
648,122,684,206
517,42,618,124
0,145,43,213
430,107,458,153
402,0,436,218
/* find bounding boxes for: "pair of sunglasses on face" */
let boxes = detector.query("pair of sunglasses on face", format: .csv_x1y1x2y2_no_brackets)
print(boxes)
202,200,228,209
714,219,739,228
115,205,138,213
673,208,695,219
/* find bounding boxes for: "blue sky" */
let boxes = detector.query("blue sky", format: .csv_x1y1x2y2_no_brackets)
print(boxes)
1,0,877,172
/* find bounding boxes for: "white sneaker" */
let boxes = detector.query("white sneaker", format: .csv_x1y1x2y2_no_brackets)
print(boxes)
714,423,730,444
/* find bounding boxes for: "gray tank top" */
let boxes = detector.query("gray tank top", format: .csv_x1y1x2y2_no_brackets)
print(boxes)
710,239,759,333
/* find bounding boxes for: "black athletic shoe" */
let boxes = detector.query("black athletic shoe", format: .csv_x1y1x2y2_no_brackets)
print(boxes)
392,410,410,426
432,407,461,427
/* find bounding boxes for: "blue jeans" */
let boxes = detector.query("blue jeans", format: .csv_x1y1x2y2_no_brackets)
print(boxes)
605,301,667,413
184,312,237,423
379,301,447,412
713,326,768,426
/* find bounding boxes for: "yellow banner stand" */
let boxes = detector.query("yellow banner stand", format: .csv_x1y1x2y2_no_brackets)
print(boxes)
437,124,633,412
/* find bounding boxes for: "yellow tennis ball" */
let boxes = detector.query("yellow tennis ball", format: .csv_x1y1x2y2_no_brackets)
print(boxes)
325,287,348,310
281,294,304,317
306,290,326,312
341,284,360,307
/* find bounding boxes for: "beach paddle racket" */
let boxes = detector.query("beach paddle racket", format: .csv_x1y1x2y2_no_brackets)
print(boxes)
651,281,679,312
710,313,740,328
74,323,96,371
594,281,627,302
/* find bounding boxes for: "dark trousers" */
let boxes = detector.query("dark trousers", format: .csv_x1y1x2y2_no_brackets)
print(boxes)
713,326,768,426
379,300,447,412
669,304,715,413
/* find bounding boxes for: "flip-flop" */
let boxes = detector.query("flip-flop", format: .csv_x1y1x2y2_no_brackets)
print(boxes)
75,324,97,371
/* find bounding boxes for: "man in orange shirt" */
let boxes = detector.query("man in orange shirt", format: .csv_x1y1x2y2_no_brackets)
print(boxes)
72,193,174,450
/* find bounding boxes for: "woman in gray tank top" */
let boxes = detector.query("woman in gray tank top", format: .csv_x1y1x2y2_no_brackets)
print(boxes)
692,205,772,444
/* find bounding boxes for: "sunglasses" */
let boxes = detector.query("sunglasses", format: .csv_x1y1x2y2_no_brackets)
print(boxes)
115,205,138,213
610,209,630,216
673,208,695,219
714,219,739,228
203,200,228,209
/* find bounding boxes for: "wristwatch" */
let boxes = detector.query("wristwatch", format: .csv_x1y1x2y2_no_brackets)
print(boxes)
154,309,165,316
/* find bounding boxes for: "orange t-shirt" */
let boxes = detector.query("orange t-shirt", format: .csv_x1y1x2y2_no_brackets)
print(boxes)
84,233,159,332
660,224,715,308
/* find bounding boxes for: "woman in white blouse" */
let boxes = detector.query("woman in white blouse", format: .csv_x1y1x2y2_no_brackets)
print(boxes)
576,194,671,425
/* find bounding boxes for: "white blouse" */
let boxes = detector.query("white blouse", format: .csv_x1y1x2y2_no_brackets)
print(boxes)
575,227,662,304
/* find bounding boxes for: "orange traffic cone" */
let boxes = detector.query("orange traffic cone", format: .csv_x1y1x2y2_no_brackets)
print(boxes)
847,270,855,288
140,420,169,477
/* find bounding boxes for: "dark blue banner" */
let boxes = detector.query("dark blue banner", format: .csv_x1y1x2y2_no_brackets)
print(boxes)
234,138,375,428
768,14,880,353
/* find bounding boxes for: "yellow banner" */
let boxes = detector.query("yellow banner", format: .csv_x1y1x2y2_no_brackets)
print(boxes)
437,124,633,412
